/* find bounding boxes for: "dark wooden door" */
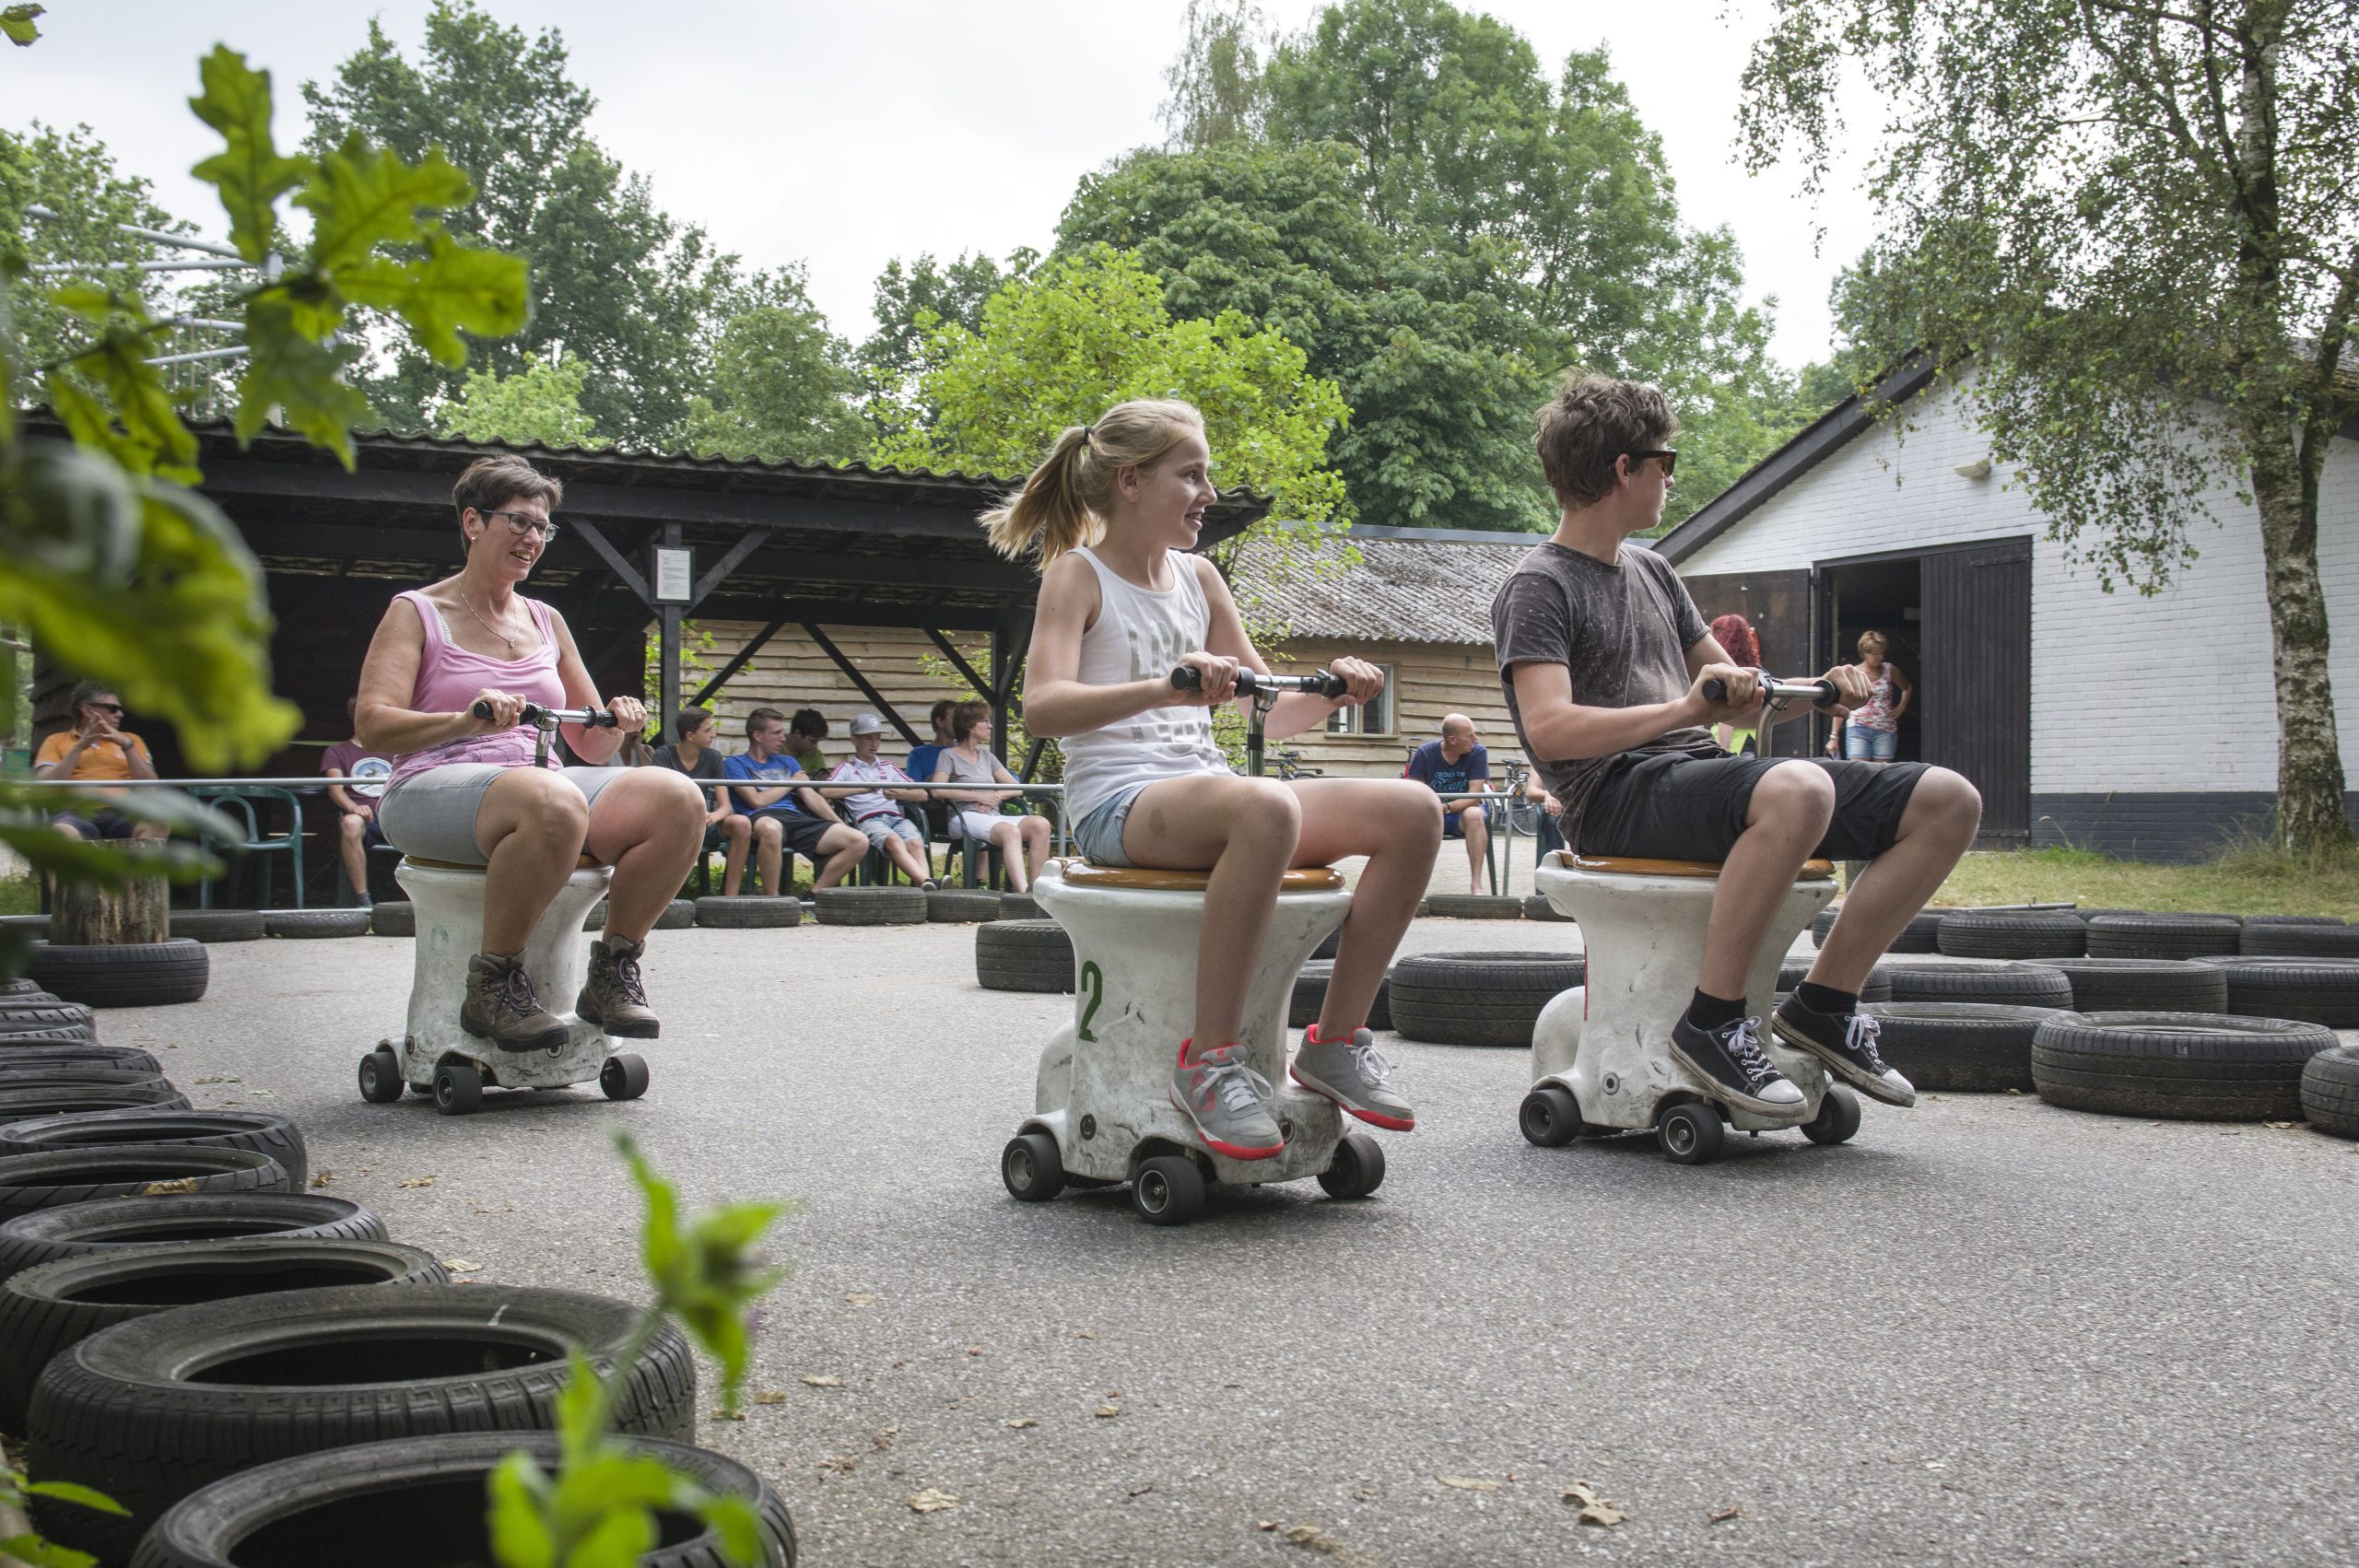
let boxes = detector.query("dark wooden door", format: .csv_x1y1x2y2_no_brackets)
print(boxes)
1919,540,2032,841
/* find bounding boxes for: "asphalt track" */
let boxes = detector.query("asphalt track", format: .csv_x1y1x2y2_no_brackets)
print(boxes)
97,920,2359,1566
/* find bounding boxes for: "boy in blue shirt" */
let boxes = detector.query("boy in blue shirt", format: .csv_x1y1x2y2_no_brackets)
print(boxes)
724,706,866,895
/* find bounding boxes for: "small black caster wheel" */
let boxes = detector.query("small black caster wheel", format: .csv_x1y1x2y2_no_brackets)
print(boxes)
600,1052,650,1101
1802,1084,1861,1145
1316,1131,1386,1199
432,1060,484,1117
1131,1153,1205,1225
1657,1100,1725,1164
358,1049,405,1105
1002,1130,1067,1201
1519,1084,1584,1147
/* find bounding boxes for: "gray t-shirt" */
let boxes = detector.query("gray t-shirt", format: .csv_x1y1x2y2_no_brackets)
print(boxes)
1491,540,1715,848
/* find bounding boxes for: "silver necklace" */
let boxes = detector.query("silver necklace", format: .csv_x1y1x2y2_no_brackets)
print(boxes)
458,589,527,656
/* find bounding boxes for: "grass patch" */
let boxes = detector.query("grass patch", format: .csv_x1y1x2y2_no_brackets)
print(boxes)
0,876,38,918
1931,845,2359,918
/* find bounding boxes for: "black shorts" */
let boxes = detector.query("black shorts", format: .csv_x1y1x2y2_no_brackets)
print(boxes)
1579,752,1930,864
52,809,136,840
748,810,838,860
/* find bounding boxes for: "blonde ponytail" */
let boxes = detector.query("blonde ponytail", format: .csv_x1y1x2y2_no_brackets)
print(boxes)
981,399,1207,568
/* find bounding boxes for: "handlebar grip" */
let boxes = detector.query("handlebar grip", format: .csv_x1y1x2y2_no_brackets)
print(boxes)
1701,678,1731,703
1169,666,1203,693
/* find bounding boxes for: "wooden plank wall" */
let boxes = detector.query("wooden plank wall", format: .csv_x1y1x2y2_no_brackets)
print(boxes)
1265,637,1513,776
685,621,988,754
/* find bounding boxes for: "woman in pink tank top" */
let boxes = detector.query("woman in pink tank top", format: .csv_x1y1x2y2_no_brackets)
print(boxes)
354,455,707,1053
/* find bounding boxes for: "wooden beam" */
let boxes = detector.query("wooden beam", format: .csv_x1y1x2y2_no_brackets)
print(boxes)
688,614,791,708
689,527,774,609
923,628,994,701
801,623,921,745
569,518,652,605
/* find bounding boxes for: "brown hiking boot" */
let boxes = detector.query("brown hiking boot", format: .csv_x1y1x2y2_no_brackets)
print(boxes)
577,935,660,1038
460,952,569,1053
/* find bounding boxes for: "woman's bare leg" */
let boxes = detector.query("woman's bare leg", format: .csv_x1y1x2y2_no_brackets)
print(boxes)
1121,774,1301,1049
1286,778,1444,1037
991,819,1030,892
474,767,590,954
582,768,706,942
1018,814,1051,882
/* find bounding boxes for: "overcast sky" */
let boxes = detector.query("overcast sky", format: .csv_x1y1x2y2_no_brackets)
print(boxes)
7,1,1878,371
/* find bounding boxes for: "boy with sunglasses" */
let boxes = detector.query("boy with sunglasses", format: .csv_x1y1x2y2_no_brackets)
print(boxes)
36,682,167,844
1491,374,1983,1122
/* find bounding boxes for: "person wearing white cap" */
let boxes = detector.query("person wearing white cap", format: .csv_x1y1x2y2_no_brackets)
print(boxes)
818,712,939,888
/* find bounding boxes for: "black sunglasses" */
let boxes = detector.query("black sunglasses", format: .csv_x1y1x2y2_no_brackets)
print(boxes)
85,701,124,715
1625,449,1676,477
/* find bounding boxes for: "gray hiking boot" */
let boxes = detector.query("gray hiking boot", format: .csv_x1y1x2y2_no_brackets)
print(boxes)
1292,1026,1415,1130
1169,1042,1285,1160
460,952,569,1053
577,935,660,1039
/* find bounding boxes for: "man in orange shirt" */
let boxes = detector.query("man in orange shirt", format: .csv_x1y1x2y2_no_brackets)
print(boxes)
35,683,166,843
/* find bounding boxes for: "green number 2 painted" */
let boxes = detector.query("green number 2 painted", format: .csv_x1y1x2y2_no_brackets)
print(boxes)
1076,960,1106,1043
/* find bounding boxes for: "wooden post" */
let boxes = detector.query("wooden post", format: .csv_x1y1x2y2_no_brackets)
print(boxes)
53,873,169,945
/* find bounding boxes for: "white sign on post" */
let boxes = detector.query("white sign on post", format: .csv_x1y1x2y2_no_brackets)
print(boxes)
653,546,694,604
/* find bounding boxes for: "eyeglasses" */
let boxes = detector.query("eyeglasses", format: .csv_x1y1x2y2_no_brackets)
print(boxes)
1625,449,1677,478
85,702,123,715
477,509,561,541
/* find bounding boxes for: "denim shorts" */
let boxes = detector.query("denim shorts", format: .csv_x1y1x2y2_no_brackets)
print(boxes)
854,813,921,851
378,763,630,866
1845,725,1900,761
1070,784,1150,868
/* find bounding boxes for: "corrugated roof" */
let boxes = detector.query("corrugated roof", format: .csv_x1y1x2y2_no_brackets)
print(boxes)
1237,526,1543,644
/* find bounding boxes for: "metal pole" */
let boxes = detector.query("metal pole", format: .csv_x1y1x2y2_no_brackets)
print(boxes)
656,525,683,741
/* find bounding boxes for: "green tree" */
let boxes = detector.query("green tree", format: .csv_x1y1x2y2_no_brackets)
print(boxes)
1159,0,1273,149
856,249,1032,415
1739,0,2359,854
679,268,868,464
436,350,601,448
301,0,739,444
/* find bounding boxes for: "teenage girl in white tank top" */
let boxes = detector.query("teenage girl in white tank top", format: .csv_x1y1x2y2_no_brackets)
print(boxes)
991,399,1443,1157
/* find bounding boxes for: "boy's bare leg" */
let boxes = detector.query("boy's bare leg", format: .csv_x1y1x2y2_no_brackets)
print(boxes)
1809,768,1983,992
1696,763,1834,1000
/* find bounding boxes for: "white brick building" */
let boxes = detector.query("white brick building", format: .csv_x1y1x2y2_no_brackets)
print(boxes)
1655,366,2359,860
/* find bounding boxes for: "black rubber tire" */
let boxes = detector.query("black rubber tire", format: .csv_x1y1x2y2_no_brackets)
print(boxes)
26,1282,698,1561
29,941,209,1007
0,1083,190,1121
1813,906,1942,953
368,901,415,937
2084,914,2243,960
1878,961,2073,1008
0,916,52,937
0,1238,448,1434
1776,961,1894,1003
167,909,264,944
0,1064,168,1094
1520,895,1576,923
976,920,1074,993
431,1060,483,1117
2023,957,2229,1014
0,1003,98,1040
1316,1131,1386,1199
1130,1155,1204,1225
1288,961,1394,1032
600,1052,650,1101
2239,921,2359,958
2031,1012,2335,1120
357,1049,405,1105
0,1110,306,1187
1311,926,1342,961
1519,1084,1585,1147
2,977,48,997
0,1194,385,1293
1936,909,2087,959
1863,1002,2048,1092
128,1429,796,1568
1658,1102,1724,1164
2244,914,2347,926
0,1145,288,1222
814,886,928,926
1420,894,1524,919
922,889,997,923
2216,956,2359,1027
2298,1046,2359,1139
1802,1084,1862,1145
1389,951,1586,1048
581,898,609,931
1002,1131,1066,1201
694,895,803,929
0,1046,164,1077
999,893,1043,921
656,897,695,930
264,909,370,940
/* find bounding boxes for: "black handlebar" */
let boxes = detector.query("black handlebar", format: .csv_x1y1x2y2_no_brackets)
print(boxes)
1701,672,1838,707
1169,666,1349,699
469,700,620,729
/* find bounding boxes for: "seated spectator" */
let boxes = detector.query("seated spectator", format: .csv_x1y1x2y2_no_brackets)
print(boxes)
787,708,829,777
1404,714,1494,894
37,683,165,845
653,708,752,896
905,698,957,798
724,706,865,895
322,696,395,906
931,699,1050,892
821,712,938,887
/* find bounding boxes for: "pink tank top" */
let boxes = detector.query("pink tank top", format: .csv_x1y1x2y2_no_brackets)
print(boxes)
388,589,569,786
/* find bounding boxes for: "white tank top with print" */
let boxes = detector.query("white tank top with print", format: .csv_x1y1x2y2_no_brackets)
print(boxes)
1061,546,1234,820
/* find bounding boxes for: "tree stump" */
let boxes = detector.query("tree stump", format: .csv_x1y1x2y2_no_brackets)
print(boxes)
53,873,169,945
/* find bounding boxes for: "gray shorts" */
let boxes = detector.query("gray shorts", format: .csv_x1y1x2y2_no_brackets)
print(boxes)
1069,784,1149,869
378,763,631,866
854,813,921,851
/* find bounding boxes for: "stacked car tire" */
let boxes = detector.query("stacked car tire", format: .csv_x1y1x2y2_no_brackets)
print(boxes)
0,977,797,1565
